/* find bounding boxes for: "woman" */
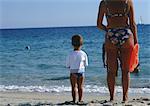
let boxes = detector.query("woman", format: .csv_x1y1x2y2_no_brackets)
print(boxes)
97,0,138,101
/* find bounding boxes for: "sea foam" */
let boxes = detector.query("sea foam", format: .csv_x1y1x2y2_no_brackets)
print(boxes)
0,85,150,94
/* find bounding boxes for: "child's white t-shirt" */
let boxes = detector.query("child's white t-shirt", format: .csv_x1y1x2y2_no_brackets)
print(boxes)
66,50,88,73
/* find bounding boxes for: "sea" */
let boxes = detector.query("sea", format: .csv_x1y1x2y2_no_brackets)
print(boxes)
0,25,150,94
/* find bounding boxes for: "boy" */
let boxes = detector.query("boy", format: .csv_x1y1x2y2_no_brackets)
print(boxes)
66,34,88,104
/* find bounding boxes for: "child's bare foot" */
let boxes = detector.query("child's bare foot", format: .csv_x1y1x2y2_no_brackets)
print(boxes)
110,97,114,101
70,101,76,105
77,101,87,105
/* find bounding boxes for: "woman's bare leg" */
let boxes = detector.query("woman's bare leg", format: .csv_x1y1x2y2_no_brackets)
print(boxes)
120,35,134,101
70,73,77,102
105,39,118,101
77,76,84,102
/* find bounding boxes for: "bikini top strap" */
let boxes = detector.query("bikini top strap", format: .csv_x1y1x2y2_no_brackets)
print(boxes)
124,0,130,16
104,0,111,18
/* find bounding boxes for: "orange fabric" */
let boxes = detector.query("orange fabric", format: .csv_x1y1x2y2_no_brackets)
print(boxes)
129,44,139,72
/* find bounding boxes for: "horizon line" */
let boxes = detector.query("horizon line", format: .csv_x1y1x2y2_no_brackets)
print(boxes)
0,24,149,30
0,25,96,30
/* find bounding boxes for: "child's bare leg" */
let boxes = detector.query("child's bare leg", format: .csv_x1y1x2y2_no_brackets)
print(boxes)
70,73,77,102
77,75,84,102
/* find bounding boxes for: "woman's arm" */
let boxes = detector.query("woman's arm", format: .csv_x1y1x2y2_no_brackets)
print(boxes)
97,1,107,32
129,0,138,44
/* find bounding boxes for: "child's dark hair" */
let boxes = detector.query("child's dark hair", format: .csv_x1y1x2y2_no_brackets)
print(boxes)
72,34,83,47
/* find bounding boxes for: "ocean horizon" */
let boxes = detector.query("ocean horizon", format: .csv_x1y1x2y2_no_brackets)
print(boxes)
0,25,150,94
0,24,149,30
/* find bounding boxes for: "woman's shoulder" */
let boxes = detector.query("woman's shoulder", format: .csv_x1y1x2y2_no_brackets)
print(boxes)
100,0,106,5
99,0,107,11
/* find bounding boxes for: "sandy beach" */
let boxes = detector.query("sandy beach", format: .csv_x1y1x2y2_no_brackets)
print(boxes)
0,91,150,106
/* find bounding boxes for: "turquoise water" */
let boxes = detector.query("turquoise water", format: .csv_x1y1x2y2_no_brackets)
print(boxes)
0,26,150,93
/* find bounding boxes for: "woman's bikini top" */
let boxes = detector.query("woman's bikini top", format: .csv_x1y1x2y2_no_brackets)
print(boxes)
104,0,129,18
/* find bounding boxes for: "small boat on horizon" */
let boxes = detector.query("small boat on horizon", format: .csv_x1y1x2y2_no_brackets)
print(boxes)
137,16,144,26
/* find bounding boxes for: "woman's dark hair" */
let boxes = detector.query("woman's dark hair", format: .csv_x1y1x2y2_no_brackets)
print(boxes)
72,34,83,47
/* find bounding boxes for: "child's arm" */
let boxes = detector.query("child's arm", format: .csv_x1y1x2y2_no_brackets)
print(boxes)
85,54,88,67
66,55,70,68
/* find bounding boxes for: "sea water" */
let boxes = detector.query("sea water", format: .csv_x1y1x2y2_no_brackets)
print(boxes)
0,25,150,94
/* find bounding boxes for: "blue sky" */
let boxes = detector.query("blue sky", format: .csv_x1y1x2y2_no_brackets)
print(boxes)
0,0,150,29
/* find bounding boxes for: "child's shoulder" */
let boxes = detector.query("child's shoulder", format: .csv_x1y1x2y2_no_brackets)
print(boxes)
80,50,88,56
67,50,87,55
80,50,86,53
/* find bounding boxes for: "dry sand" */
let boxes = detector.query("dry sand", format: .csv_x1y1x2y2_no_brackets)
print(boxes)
0,91,150,106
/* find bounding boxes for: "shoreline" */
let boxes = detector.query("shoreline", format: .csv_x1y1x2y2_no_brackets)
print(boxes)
0,91,150,106
0,85,150,94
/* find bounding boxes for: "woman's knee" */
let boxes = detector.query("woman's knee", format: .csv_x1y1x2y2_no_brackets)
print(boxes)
107,62,118,76
107,68,117,77
122,70,130,78
121,66,129,73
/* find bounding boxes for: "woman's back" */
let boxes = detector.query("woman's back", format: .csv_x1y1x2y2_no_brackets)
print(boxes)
103,0,130,28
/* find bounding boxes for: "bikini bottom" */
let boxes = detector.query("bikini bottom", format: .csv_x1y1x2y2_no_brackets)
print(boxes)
106,27,132,47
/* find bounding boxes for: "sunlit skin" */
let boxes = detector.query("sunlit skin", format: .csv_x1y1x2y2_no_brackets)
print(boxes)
97,0,138,101
70,36,84,103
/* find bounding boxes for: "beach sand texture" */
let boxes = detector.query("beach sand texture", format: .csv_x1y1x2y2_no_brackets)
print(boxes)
0,92,150,106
